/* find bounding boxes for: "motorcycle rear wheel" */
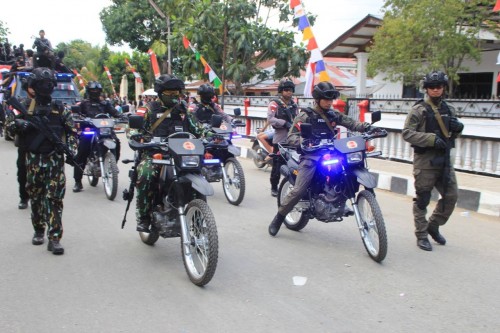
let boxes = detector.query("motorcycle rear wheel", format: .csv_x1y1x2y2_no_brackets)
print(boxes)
278,178,309,231
103,151,119,201
222,157,245,206
252,142,266,169
356,190,387,263
181,199,218,286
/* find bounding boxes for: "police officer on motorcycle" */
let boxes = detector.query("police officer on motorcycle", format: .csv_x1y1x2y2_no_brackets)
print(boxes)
73,81,121,192
192,83,232,130
402,71,464,251
268,82,372,236
12,67,78,254
135,74,199,233
267,78,298,197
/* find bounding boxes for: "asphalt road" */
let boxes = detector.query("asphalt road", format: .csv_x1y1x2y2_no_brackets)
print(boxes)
1,135,499,333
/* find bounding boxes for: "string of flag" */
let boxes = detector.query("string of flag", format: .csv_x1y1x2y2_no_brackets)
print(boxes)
147,49,161,79
182,35,222,91
103,66,116,94
290,0,330,97
125,59,143,84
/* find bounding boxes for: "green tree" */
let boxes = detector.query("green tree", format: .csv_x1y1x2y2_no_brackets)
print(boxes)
368,0,494,96
0,20,9,43
100,0,309,94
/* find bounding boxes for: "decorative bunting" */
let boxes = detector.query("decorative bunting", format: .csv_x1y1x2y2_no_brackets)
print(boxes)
319,71,330,83
307,37,318,51
183,36,190,49
103,66,116,93
147,49,161,79
298,15,310,31
302,27,313,41
494,0,500,11
315,60,326,73
125,59,143,84
204,64,211,74
290,0,301,9
72,69,86,88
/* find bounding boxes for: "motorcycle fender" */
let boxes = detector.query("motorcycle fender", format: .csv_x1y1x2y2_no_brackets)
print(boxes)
228,144,241,157
353,168,377,189
180,173,214,196
103,139,116,150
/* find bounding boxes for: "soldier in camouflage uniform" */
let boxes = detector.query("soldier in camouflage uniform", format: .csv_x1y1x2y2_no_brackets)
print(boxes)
268,82,372,236
402,71,464,251
13,67,77,254
135,74,200,233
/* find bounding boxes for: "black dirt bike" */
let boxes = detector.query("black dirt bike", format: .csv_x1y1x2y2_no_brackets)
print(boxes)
122,115,218,286
201,112,246,206
74,113,120,200
277,111,389,262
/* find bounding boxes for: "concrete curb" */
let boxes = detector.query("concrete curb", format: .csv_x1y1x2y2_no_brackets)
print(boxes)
238,145,500,217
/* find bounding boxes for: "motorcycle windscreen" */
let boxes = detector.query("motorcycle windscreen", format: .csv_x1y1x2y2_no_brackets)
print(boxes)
334,136,365,154
168,138,205,156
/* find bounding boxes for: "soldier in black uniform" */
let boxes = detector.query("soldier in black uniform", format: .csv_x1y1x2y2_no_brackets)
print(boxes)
268,82,372,236
267,79,298,196
192,83,233,126
72,81,121,192
12,67,77,254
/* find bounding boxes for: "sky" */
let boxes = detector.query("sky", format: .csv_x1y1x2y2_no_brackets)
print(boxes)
1,0,386,53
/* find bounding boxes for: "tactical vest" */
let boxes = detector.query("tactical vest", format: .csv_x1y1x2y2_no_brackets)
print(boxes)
195,103,217,124
149,101,188,137
271,98,298,128
81,100,113,118
24,103,64,154
304,107,337,140
412,100,454,154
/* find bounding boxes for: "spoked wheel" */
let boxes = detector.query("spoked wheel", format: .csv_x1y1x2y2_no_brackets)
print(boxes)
139,226,160,246
356,190,387,263
103,151,119,200
86,158,99,187
278,178,309,231
252,143,266,169
222,157,245,206
181,199,218,286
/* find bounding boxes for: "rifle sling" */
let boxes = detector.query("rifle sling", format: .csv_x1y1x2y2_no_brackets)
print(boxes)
151,108,173,132
429,103,450,139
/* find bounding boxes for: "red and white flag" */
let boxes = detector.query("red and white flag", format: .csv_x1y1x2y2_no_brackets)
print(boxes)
125,59,143,83
147,49,161,79
103,66,116,93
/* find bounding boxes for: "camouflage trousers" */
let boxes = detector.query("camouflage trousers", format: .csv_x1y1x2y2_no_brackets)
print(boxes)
412,168,458,239
135,157,161,223
25,152,66,240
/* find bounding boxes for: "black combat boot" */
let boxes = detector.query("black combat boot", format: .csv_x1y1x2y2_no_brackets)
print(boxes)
18,199,28,209
73,181,83,193
47,239,64,255
136,218,151,233
427,224,446,245
271,188,278,197
268,213,285,236
417,238,432,251
32,230,45,245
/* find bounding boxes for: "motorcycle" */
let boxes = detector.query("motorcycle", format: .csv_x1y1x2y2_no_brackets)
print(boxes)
74,113,120,200
250,127,273,169
277,111,388,262
201,113,246,206
122,115,218,286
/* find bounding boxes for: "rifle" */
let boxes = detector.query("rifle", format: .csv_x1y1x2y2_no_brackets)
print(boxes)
121,154,140,229
6,96,82,172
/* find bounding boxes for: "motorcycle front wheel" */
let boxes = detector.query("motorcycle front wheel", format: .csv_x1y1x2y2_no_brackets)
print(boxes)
222,157,245,206
103,151,119,200
252,142,266,169
356,190,387,263
278,178,309,231
181,199,218,286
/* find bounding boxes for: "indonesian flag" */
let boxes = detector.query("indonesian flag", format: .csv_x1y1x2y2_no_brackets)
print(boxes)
147,49,161,79
303,61,315,98
72,69,86,88
104,66,116,93
125,59,143,83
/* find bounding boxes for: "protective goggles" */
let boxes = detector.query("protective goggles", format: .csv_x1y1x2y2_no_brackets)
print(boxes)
322,90,339,99
162,90,180,96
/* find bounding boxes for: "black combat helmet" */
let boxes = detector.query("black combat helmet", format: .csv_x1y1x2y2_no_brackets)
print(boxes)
86,81,103,101
278,78,295,93
154,74,185,94
27,67,56,96
197,83,215,104
423,71,448,88
312,81,340,100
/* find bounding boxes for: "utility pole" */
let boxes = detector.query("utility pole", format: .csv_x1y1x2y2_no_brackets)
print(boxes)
148,0,172,75
221,0,229,108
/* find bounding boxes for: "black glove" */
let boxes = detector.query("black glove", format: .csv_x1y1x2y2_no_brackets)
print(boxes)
284,122,292,130
362,122,372,132
434,136,447,150
449,117,464,133
15,119,33,132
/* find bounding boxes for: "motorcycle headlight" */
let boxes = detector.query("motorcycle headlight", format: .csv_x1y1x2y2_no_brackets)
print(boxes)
181,155,200,168
99,127,112,136
346,152,363,164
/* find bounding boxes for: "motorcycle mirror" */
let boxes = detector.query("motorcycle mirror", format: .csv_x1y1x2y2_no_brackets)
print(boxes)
128,115,144,129
300,123,312,138
233,107,241,116
211,114,223,128
371,110,382,124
